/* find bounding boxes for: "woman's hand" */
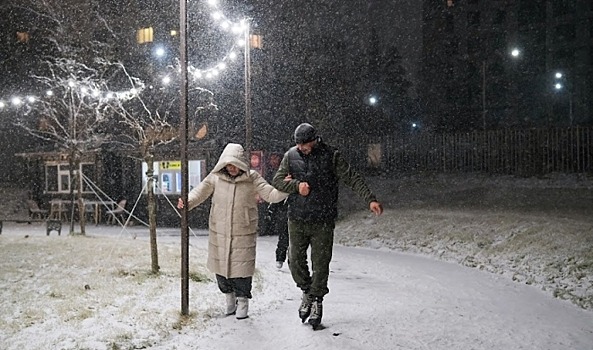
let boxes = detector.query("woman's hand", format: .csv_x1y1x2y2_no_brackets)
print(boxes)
177,198,184,209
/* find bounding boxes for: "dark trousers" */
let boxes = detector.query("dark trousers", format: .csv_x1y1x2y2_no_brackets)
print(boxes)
288,219,335,298
215,274,253,299
273,207,289,262
265,202,289,262
276,226,289,263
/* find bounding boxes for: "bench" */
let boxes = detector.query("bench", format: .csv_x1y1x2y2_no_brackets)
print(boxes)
0,219,62,236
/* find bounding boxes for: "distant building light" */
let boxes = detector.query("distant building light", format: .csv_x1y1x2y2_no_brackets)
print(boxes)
170,30,178,36
249,34,263,49
137,27,154,44
155,46,165,57
511,48,520,57
16,31,30,43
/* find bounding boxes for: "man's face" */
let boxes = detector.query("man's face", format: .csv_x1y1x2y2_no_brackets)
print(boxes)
297,140,316,155
269,154,281,168
250,154,261,168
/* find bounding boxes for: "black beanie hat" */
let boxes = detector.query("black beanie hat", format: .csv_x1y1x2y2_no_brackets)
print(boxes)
294,123,317,144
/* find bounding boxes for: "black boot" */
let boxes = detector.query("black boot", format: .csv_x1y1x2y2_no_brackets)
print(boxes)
298,292,313,323
308,296,323,330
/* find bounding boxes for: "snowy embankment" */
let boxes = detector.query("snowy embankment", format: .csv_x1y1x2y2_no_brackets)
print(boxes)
0,173,592,349
335,173,593,310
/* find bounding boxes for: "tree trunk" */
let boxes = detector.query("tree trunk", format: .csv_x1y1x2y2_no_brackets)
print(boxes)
77,168,86,235
68,151,85,235
146,155,160,273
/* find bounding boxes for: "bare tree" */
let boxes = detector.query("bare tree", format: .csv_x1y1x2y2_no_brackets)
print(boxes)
10,0,217,273
105,69,216,273
16,57,143,235
11,0,141,235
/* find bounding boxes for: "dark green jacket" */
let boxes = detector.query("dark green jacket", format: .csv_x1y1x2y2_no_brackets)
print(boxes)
272,141,377,222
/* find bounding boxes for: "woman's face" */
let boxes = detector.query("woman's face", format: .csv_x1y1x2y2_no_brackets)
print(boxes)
226,164,240,176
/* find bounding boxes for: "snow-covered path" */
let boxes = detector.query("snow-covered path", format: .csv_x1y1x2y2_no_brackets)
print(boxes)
157,236,593,350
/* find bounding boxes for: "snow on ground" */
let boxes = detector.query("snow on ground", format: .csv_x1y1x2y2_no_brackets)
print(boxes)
0,173,592,349
336,173,593,310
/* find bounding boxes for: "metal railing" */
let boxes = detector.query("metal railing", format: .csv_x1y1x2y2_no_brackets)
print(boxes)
336,127,593,176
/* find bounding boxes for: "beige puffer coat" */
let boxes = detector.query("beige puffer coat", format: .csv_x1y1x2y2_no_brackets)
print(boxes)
187,143,289,278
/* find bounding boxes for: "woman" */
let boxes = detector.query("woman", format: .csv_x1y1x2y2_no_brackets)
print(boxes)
178,143,288,319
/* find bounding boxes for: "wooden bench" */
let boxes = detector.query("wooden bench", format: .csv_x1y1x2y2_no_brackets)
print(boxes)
0,219,62,236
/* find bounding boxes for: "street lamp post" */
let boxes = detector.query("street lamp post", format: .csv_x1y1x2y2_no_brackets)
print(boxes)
481,60,486,130
244,20,252,152
554,72,573,126
179,0,190,316
481,48,521,130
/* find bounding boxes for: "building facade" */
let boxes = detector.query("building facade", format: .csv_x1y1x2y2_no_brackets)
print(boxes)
420,0,593,131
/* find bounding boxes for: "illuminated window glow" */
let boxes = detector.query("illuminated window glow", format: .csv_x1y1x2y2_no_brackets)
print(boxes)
137,27,154,44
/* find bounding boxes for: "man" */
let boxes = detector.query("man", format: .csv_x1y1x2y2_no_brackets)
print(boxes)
264,152,289,268
272,123,383,330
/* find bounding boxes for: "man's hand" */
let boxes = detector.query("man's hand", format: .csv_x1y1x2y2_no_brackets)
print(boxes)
298,181,310,196
177,198,184,209
369,201,383,216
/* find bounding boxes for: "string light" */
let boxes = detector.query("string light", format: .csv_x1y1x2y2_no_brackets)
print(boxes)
0,85,144,111
185,0,247,81
0,0,248,110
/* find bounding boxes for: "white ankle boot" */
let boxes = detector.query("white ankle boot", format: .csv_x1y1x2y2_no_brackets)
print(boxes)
225,293,237,316
236,297,249,319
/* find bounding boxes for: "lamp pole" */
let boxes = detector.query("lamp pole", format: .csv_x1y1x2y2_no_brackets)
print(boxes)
482,48,520,130
481,60,486,130
569,92,573,126
244,20,252,153
179,0,190,316
554,72,574,126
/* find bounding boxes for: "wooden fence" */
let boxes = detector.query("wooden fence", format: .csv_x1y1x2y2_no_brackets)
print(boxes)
337,127,593,176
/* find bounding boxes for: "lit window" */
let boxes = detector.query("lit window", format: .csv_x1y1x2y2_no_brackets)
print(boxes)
16,32,30,43
45,162,95,193
137,27,154,44
170,30,178,36
142,160,205,194
250,34,263,49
